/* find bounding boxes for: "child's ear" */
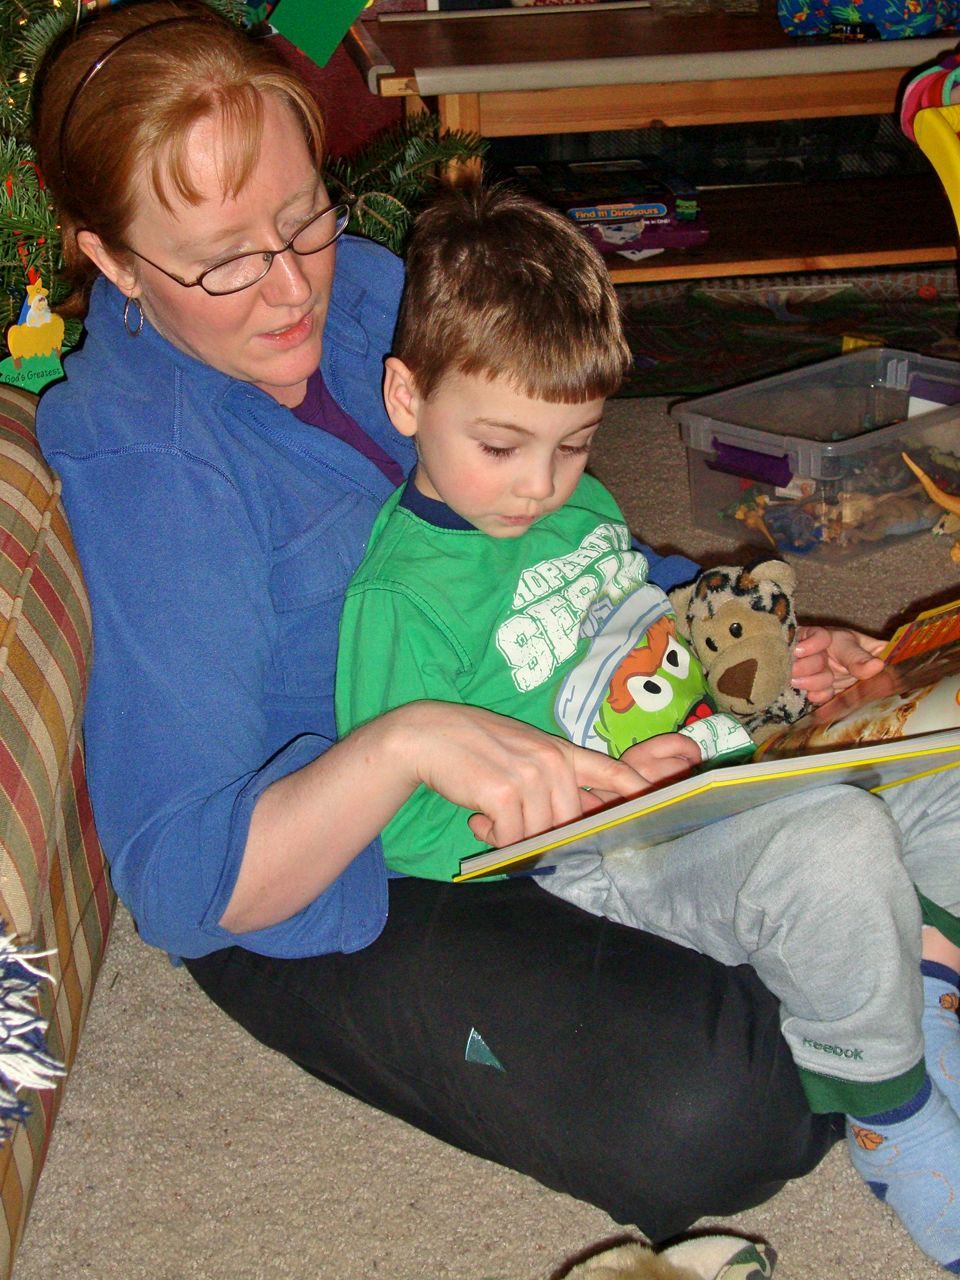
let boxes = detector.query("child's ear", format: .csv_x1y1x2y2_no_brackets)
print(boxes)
383,357,422,438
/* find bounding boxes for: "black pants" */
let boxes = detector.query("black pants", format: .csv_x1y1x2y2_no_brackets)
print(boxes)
184,876,840,1241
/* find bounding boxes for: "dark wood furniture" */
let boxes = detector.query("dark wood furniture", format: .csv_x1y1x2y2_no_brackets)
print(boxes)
347,3,959,282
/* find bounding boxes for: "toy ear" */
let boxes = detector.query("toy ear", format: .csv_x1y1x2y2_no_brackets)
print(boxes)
746,557,797,598
668,583,695,637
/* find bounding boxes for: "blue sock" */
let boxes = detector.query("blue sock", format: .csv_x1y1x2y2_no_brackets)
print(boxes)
924,960,960,1114
847,1076,960,1272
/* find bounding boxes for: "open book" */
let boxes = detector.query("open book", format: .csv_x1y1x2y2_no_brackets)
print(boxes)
455,597,960,882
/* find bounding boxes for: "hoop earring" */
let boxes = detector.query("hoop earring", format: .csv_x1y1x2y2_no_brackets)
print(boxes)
123,296,144,338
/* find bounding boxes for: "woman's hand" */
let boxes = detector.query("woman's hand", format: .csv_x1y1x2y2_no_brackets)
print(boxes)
227,700,642,933
389,702,645,849
791,625,886,704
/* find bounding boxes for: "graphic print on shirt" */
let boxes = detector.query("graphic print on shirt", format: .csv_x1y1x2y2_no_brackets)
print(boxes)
553,582,716,756
493,520,716,757
494,522,648,693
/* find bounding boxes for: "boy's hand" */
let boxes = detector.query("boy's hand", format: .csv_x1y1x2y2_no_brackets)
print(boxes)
560,735,700,813
791,625,886,704
620,734,702,790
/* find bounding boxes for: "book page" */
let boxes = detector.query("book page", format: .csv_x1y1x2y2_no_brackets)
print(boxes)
456,731,960,879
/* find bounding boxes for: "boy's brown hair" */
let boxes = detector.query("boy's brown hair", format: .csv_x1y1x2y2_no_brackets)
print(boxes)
392,181,631,403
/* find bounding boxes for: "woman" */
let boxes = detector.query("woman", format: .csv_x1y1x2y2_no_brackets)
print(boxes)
31,0,850,1243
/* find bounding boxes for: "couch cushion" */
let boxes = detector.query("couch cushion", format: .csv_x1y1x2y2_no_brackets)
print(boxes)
0,385,92,937
0,382,114,1279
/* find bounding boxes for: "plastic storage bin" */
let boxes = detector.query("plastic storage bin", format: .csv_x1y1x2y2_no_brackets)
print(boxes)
671,348,960,562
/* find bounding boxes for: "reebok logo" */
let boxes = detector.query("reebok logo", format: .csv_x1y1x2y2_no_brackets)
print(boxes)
802,1037,864,1061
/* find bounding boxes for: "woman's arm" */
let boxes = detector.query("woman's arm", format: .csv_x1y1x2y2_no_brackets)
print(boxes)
46,435,644,948
226,700,644,931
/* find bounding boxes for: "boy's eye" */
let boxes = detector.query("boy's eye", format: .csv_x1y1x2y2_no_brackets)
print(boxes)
479,443,516,459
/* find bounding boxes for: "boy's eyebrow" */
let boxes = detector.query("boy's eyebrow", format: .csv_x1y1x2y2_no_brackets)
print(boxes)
473,419,533,436
473,416,603,437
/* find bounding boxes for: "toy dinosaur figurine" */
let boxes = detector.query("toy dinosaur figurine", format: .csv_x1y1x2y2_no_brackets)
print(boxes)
902,452,960,564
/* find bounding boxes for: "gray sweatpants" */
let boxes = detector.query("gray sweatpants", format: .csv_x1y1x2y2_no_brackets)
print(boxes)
541,770,960,1098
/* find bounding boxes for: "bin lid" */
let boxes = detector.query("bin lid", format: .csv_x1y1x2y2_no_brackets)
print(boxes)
671,348,960,445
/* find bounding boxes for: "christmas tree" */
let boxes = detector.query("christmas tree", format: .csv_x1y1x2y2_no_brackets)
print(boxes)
0,0,486,362
1,0,77,353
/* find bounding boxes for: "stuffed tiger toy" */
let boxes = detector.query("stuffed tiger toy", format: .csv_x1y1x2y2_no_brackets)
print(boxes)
668,559,811,743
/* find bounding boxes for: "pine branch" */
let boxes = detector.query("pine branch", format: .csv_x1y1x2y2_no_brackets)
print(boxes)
0,135,60,308
3,6,72,140
330,116,485,190
16,8,73,78
326,116,487,254
0,143,57,238
348,193,414,256
0,99,22,145
334,115,440,183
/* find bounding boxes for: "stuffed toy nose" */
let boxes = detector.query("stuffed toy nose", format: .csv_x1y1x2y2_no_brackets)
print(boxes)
717,658,758,702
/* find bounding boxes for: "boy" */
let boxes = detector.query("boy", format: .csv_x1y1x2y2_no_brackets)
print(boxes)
336,182,960,1273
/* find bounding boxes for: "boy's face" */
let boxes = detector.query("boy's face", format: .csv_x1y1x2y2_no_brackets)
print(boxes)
384,363,606,538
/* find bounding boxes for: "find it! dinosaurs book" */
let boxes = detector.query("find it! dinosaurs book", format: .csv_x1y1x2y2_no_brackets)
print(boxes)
455,597,960,882
506,156,709,258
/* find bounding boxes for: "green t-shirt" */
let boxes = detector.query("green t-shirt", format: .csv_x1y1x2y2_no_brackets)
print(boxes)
336,474,717,880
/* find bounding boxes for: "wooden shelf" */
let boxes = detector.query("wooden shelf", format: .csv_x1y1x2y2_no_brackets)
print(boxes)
464,69,916,137
605,172,958,283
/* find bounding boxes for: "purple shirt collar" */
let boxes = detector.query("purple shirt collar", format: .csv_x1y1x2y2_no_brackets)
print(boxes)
292,369,404,487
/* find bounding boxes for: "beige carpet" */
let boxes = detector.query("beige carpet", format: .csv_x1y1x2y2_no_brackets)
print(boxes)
14,393,958,1280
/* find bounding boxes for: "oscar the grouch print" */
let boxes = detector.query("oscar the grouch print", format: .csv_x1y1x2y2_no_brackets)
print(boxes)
554,583,753,767
555,583,715,755
593,614,718,758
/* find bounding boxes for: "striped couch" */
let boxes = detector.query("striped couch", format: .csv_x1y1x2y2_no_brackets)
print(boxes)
0,382,114,1277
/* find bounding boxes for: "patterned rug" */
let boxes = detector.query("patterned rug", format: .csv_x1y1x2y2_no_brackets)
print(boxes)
618,267,960,398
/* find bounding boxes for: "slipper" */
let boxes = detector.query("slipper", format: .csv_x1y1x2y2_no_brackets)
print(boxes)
663,1234,776,1279
559,1231,775,1279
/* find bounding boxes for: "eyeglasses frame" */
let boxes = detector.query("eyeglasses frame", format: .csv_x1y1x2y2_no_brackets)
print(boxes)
122,199,353,297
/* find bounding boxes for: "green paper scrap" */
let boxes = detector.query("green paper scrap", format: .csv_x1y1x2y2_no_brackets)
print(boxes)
270,0,369,68
0,352,63,394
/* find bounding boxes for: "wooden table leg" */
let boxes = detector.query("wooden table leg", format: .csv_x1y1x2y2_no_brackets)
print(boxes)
403,93,429,119
437,92,484,179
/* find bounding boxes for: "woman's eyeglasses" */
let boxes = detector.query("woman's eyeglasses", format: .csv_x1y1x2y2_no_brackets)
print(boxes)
124,201,352,297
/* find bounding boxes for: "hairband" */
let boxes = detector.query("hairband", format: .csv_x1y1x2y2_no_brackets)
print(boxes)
57,12,221,178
